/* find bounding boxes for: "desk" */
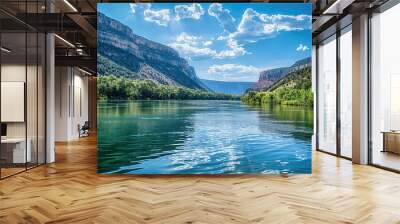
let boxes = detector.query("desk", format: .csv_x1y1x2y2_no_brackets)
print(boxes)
1,138,31,163
382,131,400,154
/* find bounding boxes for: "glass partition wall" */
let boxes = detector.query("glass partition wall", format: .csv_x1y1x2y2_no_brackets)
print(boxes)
317,35,337,155
316,25,353,159
370,3,400,171
315,1,400,171
0,2,46,179
339,26,352,159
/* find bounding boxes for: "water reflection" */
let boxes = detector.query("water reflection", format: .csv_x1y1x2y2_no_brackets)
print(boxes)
98,100,313,174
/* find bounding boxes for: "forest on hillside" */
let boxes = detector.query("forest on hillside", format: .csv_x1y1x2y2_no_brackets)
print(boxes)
98,76,240,101
242,67,313,107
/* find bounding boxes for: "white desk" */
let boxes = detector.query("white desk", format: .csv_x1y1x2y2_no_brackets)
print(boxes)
1,138,31,163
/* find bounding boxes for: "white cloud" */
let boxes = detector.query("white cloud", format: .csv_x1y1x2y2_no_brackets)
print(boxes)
216,36,226,41
169,42,217,59
175,3,204,20
226,8,311,45
176,32,200,45
208,3,236,33
269,14,311,22
296,44,309,51
169,33,246,59
169,33,216,59
214,39,246,59
144,8,171,26
129,3,137,13
206,8,311,58
129,3,170,26
208,64,260,74
129,3,151,14
207,64,262,81
203,40,213,47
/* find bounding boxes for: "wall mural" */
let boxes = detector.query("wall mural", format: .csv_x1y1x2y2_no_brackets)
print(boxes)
97,3,313,174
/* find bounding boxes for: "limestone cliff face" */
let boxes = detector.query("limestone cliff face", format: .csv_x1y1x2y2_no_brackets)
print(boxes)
252,57,311,91
98,13,206,90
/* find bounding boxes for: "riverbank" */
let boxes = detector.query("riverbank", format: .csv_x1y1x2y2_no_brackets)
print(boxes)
241,87,313,107
97,76,240,101
241,67,313,107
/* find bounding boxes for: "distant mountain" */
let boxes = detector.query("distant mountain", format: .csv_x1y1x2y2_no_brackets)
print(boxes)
251,57,311,91
200,79,255,95
266,67,312,92
242,66,313,107
97,13,207,90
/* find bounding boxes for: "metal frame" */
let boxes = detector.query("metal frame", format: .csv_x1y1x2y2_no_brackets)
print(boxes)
336,23,341,157
0,15,2,179
315,33,338,156
315,21,353,162
367,11,373,166
25,1,28,172
315,44,320,152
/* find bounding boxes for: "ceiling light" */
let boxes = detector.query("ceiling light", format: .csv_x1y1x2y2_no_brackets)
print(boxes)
322,0,354,15
63,0,78,12
323,0,341,14
54,34,75,48
78,67,92,76
76,48,84,55
1,47,11,53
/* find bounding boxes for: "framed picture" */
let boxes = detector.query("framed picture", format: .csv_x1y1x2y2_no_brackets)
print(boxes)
97,3,312,174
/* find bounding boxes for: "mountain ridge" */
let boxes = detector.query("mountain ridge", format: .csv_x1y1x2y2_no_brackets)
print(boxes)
251,57,311,91
200,79,255,95
97,12,207,90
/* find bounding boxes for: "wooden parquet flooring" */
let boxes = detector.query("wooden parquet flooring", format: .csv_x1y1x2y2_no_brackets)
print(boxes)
1,135,400,224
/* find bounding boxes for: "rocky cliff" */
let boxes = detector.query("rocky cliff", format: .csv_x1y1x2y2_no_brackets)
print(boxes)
97,13,207,90
251,57,311,91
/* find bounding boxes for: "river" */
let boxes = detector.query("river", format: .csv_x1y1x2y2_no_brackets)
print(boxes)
97,100,313,174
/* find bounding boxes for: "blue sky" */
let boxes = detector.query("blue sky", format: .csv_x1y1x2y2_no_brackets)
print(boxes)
98,3,311,82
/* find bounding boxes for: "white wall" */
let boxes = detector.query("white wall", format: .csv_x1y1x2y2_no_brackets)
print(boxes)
55,67,89,141
1,64,26,81
55,66,70,141
70,72,89,138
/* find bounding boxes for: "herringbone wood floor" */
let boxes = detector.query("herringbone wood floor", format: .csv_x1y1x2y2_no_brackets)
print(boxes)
1,136,400,224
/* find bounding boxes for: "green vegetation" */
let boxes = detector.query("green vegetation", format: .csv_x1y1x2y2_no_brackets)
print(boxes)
267,67,311,91
242,67,313,107
242,88,313,106
98,76,240,100
98,55,139,79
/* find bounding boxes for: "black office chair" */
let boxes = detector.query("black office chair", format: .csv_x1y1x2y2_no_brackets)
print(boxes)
78,121,90,138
